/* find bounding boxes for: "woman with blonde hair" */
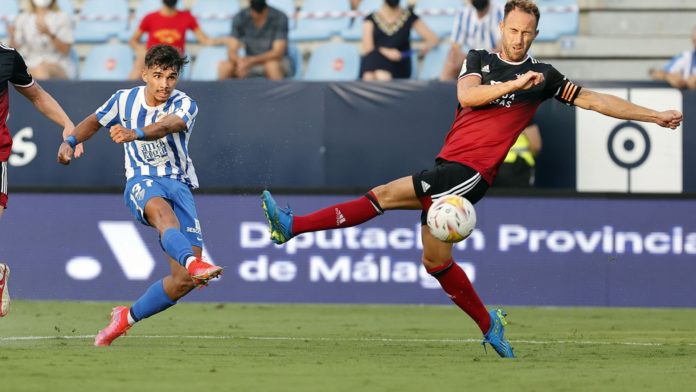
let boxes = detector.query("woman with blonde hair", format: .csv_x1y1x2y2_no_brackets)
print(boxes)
8,0,76,79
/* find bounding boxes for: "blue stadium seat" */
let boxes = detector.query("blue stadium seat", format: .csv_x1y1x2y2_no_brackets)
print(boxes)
268,0,296,16
418,42,451,80
0,0,19,39
304,43,359,81
74,0,129,43
413,0,461,39
80,43,134,80
536,0,579,41
57,0,74,16
290,0,351,42
191,0,240,40
189,46,228,81
341,0,406,41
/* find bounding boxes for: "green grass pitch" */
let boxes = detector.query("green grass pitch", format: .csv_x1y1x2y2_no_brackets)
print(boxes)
1,301,695,391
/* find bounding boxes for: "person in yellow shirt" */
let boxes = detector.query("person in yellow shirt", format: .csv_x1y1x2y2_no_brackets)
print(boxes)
493,122,541,187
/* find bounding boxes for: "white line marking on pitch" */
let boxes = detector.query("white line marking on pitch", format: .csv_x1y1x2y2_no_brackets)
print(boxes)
1,335,694,347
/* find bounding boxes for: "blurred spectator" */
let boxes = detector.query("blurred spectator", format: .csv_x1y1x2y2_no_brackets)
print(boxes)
7,0,75,80
218,0,291,80
440,0,504,81
652,26,696,89
128,0,219,79
360,0,438,81
493,123,542,188
351,0,362,10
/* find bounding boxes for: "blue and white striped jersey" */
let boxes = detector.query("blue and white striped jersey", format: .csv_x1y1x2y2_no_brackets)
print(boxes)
95,86,200,188
449,2,504,52
664,50,696,79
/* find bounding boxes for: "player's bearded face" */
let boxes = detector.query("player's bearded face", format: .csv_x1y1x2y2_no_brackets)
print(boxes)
142,66,179,105
499,8,538,62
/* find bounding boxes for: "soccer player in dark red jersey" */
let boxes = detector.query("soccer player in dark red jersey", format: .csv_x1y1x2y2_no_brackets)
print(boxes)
0,42,83,222
0,41,83,317
260,0,683,358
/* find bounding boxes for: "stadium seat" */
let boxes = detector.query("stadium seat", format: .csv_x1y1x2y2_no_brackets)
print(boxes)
413,0,461,39
74,0,129,43
189,46,228,81
418,42,451,80
80,43,134,81
536,0,579,41
304,43,359,81
341,0,406,41
57,0,74,16
290,0,351,42
0,0,19,39
191,0,240,40
268,0,296,16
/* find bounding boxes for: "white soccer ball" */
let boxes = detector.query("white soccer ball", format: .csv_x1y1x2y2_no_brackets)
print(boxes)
426,195,477,243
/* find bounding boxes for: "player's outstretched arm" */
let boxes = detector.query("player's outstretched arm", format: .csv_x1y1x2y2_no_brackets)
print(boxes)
109,114,187,144
458,71,545,108
57,114,101,165
573,89,683,129
15,81,85,158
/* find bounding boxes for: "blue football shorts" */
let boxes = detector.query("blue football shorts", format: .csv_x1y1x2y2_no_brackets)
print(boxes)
124,175,203,247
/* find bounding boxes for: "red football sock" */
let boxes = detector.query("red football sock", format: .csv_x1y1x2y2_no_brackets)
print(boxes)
292,192,383,235
428,260,491,334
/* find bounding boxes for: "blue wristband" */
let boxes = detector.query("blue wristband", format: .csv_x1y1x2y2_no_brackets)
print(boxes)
64,135,77,149
135,128,146,140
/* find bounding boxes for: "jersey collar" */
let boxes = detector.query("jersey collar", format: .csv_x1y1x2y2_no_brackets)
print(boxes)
496,52,530,65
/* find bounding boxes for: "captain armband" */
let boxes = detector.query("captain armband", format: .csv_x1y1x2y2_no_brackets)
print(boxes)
556,80,582,105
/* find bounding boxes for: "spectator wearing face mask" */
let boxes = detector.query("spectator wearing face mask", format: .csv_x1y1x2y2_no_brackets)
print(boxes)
128,0,220,79
440,0,504,81
218,0,292,80
360,0,438,81
7,0,76,79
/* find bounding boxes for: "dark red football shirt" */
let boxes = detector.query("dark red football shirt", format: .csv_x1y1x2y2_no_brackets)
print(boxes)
437,49,581,184
0,43,34,162
139,10,199,52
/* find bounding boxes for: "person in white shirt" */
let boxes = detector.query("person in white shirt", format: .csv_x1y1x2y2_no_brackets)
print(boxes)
440,0,504,81
659,26,696,89
7,0,76,80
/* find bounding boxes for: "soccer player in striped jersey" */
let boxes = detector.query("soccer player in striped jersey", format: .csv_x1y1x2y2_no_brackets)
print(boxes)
57,44,222,346
261,0,683,358
440,0,505,80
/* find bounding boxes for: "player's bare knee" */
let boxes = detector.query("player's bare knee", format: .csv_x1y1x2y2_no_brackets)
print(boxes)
421,255,449,271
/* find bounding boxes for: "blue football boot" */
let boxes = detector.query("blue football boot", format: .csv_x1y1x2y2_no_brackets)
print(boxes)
260,190,295,244
481,308,516,358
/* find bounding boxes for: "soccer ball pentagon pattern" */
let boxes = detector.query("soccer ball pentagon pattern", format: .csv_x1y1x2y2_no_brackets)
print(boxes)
426,195,477,243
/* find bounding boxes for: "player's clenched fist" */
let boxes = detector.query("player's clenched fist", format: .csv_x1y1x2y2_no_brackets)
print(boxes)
110,124,137,143
656,110,683,129
512,71,545,91
57,142,74,165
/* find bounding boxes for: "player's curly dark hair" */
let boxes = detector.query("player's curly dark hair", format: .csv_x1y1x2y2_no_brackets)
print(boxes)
504,0,540,26
144,44,189,73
